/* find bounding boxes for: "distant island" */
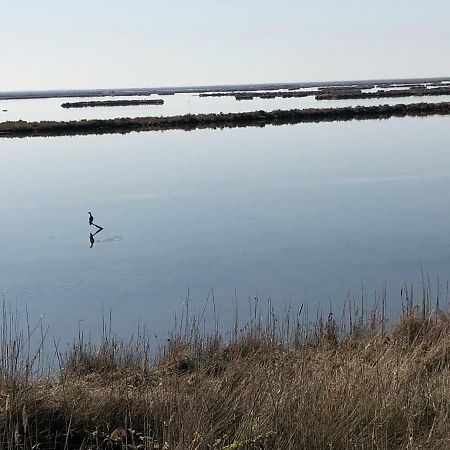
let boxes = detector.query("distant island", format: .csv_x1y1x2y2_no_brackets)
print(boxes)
199,83,450,101
61,99,164,108
316,86,450,100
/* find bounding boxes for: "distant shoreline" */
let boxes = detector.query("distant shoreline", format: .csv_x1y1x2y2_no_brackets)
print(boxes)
1,77,450,100
1,102,449,138
316,86,450,101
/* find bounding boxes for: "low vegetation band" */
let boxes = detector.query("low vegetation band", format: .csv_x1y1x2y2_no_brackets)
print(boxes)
0,102,450,138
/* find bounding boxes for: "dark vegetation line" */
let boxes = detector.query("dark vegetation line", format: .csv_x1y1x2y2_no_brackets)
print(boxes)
199,85,373,100
1,289,450,449
236,87,362,101
316,86,450,100
1,102,450,138
61,99,164,108
199,85,450,101
206,90,318,100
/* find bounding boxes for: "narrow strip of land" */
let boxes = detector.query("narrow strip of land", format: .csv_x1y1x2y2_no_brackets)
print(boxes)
200,86,371,101
316,86,450,100
61,99,164,108
200,86,450,101
1,102,449,138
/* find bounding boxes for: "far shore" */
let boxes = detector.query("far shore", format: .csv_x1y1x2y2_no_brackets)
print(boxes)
201,85,450,101
1,77,449,100
316,86,450,100
1,102,450,138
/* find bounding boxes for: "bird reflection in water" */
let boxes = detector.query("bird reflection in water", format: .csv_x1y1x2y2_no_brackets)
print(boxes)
89,226,104,248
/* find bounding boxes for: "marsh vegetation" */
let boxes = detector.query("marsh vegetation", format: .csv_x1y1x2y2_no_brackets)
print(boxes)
199,86,372,101
316,86,450,100
2,288,450,449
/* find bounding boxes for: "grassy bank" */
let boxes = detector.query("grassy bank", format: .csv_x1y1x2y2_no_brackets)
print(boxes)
2,290,450,449
1,102,450,138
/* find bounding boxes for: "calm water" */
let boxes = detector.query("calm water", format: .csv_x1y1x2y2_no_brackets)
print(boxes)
2,91,450,123
1,105,450,342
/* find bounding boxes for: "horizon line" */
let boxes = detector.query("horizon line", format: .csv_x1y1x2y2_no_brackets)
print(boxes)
1,76,450,99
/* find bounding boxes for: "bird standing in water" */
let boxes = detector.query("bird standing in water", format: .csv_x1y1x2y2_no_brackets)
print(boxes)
88,211,104,248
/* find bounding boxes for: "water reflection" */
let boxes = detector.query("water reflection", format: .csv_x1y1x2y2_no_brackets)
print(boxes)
89,226,103,248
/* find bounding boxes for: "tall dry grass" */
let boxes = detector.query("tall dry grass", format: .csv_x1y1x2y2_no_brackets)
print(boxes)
1,285,450,449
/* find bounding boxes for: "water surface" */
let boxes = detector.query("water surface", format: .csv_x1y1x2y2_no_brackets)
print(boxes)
1,115,450,342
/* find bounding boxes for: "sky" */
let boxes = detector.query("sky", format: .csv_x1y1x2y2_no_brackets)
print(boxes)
1,0,450,91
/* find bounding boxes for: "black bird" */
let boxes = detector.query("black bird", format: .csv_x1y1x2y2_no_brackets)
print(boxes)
88,212,94,226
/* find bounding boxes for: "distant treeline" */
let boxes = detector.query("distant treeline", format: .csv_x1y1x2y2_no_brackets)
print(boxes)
1,102,450,138
61,99,164,108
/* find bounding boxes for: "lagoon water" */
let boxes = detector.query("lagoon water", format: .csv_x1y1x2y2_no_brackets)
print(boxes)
2,91,450,123
1,95,450,344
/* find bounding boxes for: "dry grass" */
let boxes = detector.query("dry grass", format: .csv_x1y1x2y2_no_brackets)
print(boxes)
2,288,450,449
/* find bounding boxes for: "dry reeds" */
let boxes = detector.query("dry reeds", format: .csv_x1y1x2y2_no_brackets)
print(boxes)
1,286,450,449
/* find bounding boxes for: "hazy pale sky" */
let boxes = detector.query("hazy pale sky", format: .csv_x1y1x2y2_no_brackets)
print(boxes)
2,0,450,91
